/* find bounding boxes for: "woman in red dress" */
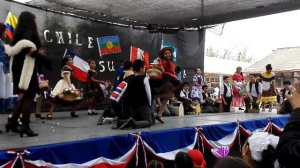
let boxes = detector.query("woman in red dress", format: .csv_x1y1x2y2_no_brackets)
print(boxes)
232,66,245,110
155,47,180,123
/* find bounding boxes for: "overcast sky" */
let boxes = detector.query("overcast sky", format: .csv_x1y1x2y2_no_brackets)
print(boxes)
206,9,300,62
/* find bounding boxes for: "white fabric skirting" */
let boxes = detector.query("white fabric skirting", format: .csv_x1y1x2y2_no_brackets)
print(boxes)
0,63,16,99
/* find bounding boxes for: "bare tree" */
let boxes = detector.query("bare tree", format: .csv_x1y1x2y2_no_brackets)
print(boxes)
236,48,255,63
206,46,255,63
206,47,219,58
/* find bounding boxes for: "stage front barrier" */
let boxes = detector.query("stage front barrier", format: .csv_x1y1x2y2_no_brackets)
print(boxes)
0,115,290,168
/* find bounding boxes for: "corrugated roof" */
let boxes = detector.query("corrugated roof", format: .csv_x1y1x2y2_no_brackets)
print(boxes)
204,57,251,75
244,47,300,73
9,0,300,29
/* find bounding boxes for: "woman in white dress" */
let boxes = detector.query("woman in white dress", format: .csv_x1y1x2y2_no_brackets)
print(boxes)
47,56,79,119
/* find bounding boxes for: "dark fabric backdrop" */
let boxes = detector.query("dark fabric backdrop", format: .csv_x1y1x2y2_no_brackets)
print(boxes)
0,1,205,88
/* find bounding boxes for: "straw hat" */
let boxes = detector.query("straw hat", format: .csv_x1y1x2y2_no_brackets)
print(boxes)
150,59,160,65
146,68,162,77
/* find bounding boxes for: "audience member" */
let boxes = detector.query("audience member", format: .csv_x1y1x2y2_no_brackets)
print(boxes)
187,149,206,168
175,152,193,168
175,66,182,82
277,83,300,168
242,132,279,168
147,160,164,168
213,156,252,168
282,80,291,100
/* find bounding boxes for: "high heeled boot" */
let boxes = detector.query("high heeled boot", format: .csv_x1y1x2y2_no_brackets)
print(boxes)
5,121,19,133
19,126,38,137
70,111,79,117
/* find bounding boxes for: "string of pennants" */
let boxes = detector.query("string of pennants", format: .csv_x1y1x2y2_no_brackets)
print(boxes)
0,116,289,168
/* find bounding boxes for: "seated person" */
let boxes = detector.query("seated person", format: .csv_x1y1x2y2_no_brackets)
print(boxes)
282,80,292,100
278,80,297,115
120,59,152,129
200,85,218,113
178,82,195,114
244,74,262,113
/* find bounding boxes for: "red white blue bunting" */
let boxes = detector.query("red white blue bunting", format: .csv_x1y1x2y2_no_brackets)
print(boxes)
0,115,290,168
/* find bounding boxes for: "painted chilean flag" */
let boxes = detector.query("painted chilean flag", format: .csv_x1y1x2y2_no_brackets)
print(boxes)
63,49,89,82
130,46,150,67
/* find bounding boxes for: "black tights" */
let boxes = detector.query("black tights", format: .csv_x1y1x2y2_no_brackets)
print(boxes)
11,93,35,128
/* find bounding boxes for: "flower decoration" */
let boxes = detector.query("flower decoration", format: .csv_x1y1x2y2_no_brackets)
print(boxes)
211,146,230,158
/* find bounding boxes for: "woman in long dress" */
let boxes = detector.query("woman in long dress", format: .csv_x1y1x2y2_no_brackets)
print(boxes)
155,47,180,123
47,56,79,119
191,68,204,101
260,64,276,112
85,59,106,115
232,66,245,110
5,12,43,137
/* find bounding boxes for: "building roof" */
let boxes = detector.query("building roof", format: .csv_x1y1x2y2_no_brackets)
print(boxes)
11,0,300,29
204,57,251,75
244,47,300,73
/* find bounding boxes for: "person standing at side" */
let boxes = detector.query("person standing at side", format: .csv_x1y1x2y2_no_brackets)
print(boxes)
191,68,204,101
220,76,233,112
260,64,276,112
232,66,245,110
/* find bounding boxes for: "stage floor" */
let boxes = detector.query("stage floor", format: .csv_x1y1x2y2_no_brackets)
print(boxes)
0,109,282,151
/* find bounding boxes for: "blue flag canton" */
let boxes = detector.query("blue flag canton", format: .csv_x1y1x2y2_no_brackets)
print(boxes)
161,41,177,62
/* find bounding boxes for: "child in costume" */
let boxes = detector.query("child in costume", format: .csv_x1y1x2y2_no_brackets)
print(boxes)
47,56,80,119
85,59,107,115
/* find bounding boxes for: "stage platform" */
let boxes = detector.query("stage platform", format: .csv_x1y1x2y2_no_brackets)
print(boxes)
0,109,282,151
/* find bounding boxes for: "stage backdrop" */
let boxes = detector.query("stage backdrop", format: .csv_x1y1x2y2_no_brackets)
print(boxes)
0,1,205,88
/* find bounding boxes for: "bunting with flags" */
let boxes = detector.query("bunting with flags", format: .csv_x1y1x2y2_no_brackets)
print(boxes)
0,135,138,168
140,128,198,160
0,116,289,167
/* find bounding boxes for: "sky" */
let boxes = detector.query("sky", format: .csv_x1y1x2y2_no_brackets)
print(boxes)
205,9,300,62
